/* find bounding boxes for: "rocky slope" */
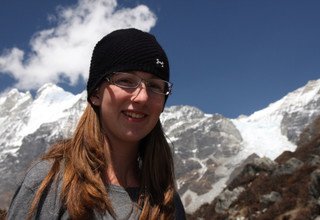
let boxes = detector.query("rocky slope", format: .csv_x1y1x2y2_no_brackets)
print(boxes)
187,116,320,219
0,79,320,215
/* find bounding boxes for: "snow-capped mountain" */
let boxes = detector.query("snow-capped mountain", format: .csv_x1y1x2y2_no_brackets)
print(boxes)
188,113,320,219
0,83,86,159
1,79,320,213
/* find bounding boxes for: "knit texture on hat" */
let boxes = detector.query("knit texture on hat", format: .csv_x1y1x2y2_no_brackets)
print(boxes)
87,28,170,100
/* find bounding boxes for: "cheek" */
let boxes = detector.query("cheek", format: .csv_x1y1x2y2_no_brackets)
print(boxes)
150,99,165,115
100,86,126,107
98,90,118,120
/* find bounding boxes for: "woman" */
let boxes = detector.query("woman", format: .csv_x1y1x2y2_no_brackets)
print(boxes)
7,28,186,220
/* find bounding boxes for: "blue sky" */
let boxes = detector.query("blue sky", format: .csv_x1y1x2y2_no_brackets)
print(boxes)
0,0,319,118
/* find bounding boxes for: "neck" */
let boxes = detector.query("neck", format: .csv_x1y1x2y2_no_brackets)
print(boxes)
105,139,140,188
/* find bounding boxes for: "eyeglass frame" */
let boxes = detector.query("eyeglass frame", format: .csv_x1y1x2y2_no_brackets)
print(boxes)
105,72,173,96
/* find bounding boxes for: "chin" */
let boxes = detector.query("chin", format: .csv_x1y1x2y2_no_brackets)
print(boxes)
124,132,149,143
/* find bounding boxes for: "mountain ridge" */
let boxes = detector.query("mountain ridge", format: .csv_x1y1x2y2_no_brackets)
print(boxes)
1,79,320,214
187,115,320,219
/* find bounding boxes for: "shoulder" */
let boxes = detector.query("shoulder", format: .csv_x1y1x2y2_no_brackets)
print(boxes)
7,160,58,219
21,160,53,191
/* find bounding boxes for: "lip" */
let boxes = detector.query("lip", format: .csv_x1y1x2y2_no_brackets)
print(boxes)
122,110,147,120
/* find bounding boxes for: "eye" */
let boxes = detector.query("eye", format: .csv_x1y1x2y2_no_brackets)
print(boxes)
113,75,138,87
148,80,165,93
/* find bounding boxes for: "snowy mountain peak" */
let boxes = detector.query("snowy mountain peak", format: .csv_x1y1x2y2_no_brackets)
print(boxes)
0,88,32,112
232,79,320,160
0,84,86,156
278,79,320,110
1,79,320,213
248,79,320,121
161,105,209,122
34,83,75,104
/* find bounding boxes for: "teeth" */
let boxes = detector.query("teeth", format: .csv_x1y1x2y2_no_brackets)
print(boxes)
124,111,145,119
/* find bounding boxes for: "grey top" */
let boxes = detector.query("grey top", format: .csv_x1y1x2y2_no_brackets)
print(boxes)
7,161,186,220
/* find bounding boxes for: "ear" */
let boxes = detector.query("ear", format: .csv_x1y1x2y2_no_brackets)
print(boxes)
89,88,102,106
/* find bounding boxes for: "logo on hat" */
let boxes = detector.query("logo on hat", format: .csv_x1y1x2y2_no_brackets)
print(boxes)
156,58,164,68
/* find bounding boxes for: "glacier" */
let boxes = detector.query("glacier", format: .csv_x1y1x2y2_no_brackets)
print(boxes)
1,79,320,213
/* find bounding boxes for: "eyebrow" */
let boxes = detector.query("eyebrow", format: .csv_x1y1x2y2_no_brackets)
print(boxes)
127,71,161,80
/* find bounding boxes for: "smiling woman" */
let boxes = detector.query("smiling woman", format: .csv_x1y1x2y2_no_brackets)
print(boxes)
7,28,186,220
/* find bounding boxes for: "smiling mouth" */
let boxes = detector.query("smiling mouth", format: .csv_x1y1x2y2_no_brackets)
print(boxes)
123,111,146,119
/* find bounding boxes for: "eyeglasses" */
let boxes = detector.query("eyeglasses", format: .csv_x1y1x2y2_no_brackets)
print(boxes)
106,72,173,96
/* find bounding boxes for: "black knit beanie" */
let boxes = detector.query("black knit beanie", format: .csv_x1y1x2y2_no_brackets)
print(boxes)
87,28,170,101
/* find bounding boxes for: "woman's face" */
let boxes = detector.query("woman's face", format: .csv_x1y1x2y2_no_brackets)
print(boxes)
92,71,165,145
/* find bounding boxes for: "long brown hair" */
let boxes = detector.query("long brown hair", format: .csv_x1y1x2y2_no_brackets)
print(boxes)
28,103,176,219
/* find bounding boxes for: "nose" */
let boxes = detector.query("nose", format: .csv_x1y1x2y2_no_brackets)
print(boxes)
131,82,149,103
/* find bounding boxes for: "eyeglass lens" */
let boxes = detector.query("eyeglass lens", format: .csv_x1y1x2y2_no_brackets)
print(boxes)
110,72,172,95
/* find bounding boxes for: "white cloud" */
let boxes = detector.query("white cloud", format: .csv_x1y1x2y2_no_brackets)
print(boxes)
0,0,156,91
